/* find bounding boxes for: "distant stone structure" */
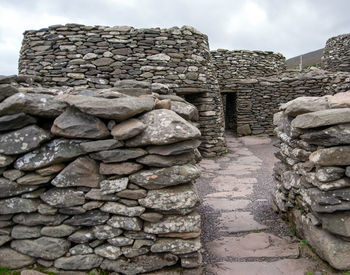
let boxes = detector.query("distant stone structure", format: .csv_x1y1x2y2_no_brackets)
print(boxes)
322,33,350,72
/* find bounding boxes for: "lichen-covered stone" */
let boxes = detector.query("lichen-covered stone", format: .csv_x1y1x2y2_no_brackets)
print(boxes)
100,162,143,176
90,148,147,163
107,216,142,231
111,118,146,140
41,224,77,237
95,244,122,260
68,229,95,243
171,101,199,121
93,225,123,240
13,213,68,226
0,198,39,214
64,210,110,226
146,139,201,156
0,248,35,269
101,202,145,217
100,178,129,194
309,146,350,166
40,188,85,208
11,225,42,239
0,178,38,198
151,237,201,254
80,139,123,153
54,254,103,270
136,152,196,168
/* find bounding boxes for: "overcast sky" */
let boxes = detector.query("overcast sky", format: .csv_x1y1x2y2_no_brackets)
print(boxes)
1,0,350,75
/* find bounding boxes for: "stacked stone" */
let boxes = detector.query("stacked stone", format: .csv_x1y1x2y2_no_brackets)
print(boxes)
272,91,350,270
0,78,203,274
321,33,350,72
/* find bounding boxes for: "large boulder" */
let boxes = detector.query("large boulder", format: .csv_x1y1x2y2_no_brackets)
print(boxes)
280,96,329,117
170,101,199,121
126,109,201,147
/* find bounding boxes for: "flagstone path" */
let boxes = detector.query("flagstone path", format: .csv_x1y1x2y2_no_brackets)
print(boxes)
196,133,339,275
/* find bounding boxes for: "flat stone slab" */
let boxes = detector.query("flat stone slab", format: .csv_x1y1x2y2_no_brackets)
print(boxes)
203,197,250,211
208,233,299,259
218,212,267,233
208,259,315,275
238,136,272,146
209,179,254,195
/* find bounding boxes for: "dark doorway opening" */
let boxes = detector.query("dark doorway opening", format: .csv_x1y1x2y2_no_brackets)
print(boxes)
222,92,237,133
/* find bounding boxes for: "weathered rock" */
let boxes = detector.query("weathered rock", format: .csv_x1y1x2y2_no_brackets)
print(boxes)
108,237,134,247
170,101,199,121
146,140,201,156
100,162,143,176
0,125,51,155
300,123,350,146
310,146,350,166
17,173,52,186
3,169,25,181
0,235,11,246
122,246,149,258
328,91,350,108
95,244,122,260
68,229,95,243
59,206,86,215
13,213,68,226
0,197,39,214
0,247,35,269
100,178,128,194
292,108,350,129
144,211,201,234
0,177,39,198
107,216,143,231
90,148,147,163
111,118,146,140
347,166,350,177
126,109,201,147
280,96,329,117
117,189,147,200
0,154,15,168
0,85,19,102
35,164,65,176
312,177,350,191
80,139,123,153
40,188,85,207
0,113,36,132
64,210,110,226
140,212,164,223
159,231,201,240
155,99,171,110
38,204,58,215
52,157,100,188
51,107,109,139
41,224,77,237
11,225,41,239
93,225,123,240
129,164,200,189
54,254,103,270
320,212,350,238
101,202,145,217
100,253,178,274
136,152,196,168
138,184,199,215
124,231,156,241
85,189,120,201
151,238,201,254
59,94,155,121
70,244,93,255
15,139,85,171
83,201,104,211
316,167,345,182
11,237,70,260
308,188,350,213
92,57,114,66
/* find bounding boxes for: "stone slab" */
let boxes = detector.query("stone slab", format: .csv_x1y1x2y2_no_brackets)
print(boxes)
218,212,267,233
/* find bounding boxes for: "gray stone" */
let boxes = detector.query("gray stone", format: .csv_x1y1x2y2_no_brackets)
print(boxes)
292,108,350,129
15,139,85,171
122,246,149,258
100,253,178,274
107,216,143,231
0,125,51,155
308,188,350,213
316,167,345,182
138,184,199,215
320,212,350,238
17,173,52,185
3,169,25,181
13,213,68,226
0,247,35,269
0,93,67,117
155,99,171,110
0,197,39,214
38,204,58,215
64,210,110,226
328,91,350,108
144,211,201,234
310,146,350,166
151,237,201,254
111,118,146,140
117,189,147,200
280,96,329,117
0,177,38,198
100,162,143,175
35,164,66,176
41,224,76,237
0,113,37,132
300,123,350,146
11,237,70,260
68,229,95,243
54,254,103,270
69,244,93,255
59,206,86,215
80,139,123,153
51,107,109,139
93,225,123,240
108,236,134,247
11,225,41,239
147,53,170,61
52,157,100,188
101,202,145,217
92,57,114,66
36,259,53,268
170,101,199,121
140,212,164,223
129,164,200,189
0,154,15,168
126,109,201,147
0,235,11,246
85,188,120,201
347,166,350,177
95,244,122,260
100,178,128,194
21,188,46,199
90,148,147,163
146,140,201,156
83,201,104,211
0,85,18,102
124,231,156,241
59,94,155,121
40,188,85,207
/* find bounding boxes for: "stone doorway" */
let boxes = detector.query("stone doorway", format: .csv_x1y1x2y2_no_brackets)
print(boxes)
222,92,237,134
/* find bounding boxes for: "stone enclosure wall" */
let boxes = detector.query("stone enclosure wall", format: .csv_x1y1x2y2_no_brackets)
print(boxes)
322,33,350,72
18,24,227,157
0,78,203,274
272,91,350,270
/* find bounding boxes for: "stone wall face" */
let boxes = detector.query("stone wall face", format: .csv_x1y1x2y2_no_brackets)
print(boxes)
226,70,350,136
272,91,350,270
321,34,350,72
18,24,227,157
0,77,203,274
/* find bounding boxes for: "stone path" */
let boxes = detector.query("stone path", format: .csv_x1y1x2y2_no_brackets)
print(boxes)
196,133,339,275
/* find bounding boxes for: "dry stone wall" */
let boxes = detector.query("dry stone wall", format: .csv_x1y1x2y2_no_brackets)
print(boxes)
226,70,350,136
18,24,227,157
322,33,350,72
272,91,350,270
0,77,203,274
